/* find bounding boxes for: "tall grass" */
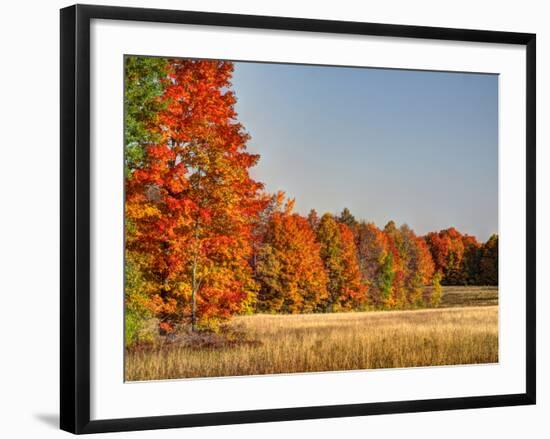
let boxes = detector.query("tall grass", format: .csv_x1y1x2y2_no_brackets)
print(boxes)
437,285,498,307
126,305,498,381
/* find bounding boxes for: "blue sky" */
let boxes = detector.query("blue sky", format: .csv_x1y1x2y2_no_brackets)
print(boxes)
231,62,498,242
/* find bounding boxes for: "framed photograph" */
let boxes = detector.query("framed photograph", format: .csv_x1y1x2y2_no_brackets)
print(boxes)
60,4,536,434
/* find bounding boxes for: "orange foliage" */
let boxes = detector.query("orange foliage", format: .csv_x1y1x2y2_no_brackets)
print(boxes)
256,203,328,313
126,59,266,330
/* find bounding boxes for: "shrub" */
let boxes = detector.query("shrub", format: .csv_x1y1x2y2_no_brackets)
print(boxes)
125,310,159,347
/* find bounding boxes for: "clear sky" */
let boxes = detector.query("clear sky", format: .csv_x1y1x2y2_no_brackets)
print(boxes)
231,61,498,242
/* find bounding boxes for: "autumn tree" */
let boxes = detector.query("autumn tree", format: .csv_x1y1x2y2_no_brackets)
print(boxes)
444,228,466,284
126,58,266,333
338,207,358,228
424,228,465,285
250,192,286,278
414,238,436,296
397,226,435,306
429,271,443,306
424,231,448,275
378,252,396,308
164,59,268,329
478,234,498,285
317,214,366,311
461,235,482,285
124,56,172,342
338,223,369,309
382,221,407,307
126,142,194,333
355,222,389,306
355,221,435,308
424,228,495,286
317,213,344,311
307,208,320,231
255,198,328,313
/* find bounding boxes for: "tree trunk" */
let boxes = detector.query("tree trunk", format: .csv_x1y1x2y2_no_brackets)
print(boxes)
190,166,203,332
191,218,200,332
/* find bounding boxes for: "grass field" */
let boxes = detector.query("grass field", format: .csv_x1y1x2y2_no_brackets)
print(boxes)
125,286,498,381
437,285,498,307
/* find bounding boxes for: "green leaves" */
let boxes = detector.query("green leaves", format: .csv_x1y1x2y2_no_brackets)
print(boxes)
124,56,170,175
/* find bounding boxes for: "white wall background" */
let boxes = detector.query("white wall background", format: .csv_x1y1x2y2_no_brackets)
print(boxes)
0,0,546,437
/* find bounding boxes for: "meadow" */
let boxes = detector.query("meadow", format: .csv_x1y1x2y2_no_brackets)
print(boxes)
437,285,498,307
125,286,498,381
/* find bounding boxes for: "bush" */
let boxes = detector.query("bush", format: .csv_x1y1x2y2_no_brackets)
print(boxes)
430,272,443,306
125,309,159,348
124,253,159,348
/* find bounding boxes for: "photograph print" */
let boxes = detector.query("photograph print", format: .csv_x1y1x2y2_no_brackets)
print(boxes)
124,56,498,381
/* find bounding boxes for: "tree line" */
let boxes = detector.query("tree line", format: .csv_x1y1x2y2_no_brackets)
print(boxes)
124,56,498,344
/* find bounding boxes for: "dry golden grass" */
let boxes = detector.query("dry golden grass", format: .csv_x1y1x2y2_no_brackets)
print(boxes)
437,285,498,307
125,305,498,381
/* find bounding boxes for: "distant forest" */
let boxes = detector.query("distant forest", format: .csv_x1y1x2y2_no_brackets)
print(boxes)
124,56,498,345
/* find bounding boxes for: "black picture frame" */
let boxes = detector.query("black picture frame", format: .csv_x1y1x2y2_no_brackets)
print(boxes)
60,4,536,434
